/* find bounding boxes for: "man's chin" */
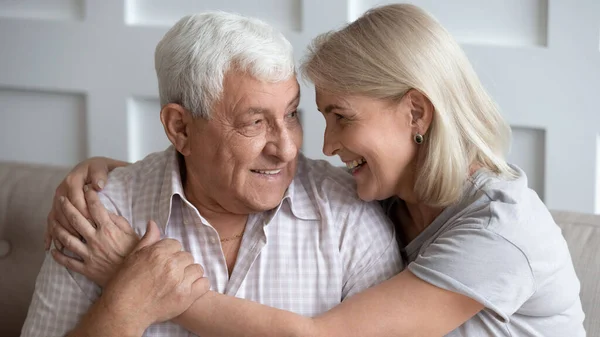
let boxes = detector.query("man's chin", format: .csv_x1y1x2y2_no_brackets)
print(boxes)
242,193,286,213
252,198,284,212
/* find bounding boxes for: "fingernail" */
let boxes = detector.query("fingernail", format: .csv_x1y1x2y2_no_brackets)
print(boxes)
59,196,65,203
97,180,105,189
83,184,89,193
55,240,63,251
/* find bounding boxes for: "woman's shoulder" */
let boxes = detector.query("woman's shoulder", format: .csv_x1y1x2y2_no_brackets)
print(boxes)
464,165,553,235
447,165,577,287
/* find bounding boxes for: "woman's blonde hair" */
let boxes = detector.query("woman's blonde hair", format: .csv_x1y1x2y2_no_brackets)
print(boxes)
301,4,516,206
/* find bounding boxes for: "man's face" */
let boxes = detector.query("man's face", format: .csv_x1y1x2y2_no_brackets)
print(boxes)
185,71,302,214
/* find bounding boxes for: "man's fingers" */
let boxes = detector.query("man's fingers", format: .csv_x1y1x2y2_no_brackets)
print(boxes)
152,238,183,254
190,276,211,299
135,221,162,251
54,221,89,259
60,196,96,239
174,251,195,267
51,249,86,275
184,263,205,279
184,264,210,299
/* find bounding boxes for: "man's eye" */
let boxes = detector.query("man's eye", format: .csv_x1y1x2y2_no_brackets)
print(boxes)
287,110,298,118
334,113,345,120
253,119,263,125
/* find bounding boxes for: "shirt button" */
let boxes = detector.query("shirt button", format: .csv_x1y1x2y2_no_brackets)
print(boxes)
210,237,217,244
183,218,189,225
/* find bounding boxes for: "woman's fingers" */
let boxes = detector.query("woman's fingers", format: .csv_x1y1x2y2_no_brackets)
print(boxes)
84,186,114,230
53,220,89,259
64,171,91,219
108,212,138,236
53,194,79,237
51,249,86,276
60,195,97,240
88,160,109,191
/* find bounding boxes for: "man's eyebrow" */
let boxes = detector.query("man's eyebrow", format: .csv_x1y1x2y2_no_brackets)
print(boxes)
247,107,266,115
244,91,301,115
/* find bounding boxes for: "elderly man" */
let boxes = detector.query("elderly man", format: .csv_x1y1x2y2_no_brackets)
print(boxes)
21,11,401,337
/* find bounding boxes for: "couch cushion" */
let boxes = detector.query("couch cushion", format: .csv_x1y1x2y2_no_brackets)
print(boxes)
551,210,600,336
1,162,598,337
0,161,69,337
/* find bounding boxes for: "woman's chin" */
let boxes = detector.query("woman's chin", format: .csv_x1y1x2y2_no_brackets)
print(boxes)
356,185,376,202
357,182,395,202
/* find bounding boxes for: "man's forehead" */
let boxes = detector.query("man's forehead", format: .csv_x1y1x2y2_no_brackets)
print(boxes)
225,79,301,116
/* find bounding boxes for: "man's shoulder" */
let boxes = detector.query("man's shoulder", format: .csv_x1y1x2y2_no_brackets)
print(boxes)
101,148,171,200
295,155,381,214
298,156,357,197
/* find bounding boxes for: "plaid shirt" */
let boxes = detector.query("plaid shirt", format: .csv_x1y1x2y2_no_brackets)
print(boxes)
21,146,403,337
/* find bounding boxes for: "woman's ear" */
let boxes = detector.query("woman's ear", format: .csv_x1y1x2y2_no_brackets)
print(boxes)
406,89,434,134
160,104,193,156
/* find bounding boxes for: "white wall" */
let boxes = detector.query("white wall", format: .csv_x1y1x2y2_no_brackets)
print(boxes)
0,0,598,214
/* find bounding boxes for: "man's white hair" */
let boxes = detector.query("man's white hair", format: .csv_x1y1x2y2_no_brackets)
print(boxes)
155,11,295,119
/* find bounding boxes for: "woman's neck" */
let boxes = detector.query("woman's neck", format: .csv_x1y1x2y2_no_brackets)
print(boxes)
395,162,482,243
396,200,444,244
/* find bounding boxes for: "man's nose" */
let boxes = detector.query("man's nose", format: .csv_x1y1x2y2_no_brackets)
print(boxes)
266,124,298,162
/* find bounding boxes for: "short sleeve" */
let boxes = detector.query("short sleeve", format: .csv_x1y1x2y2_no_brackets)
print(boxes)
20,253,101,337
21,178,123,336
408,226,535,321
341,202,404,299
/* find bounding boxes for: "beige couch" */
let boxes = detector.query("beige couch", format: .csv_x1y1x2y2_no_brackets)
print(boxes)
0,161,599,336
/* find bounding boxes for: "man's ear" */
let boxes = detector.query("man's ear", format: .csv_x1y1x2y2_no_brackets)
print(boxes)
406,89,434,135
160,103,194,156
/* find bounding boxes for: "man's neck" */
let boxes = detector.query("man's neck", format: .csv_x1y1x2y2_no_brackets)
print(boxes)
178,152,248,236
183,184,248,236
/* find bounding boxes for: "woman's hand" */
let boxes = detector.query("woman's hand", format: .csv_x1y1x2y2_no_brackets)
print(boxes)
45,157,129,251
50,186,139,287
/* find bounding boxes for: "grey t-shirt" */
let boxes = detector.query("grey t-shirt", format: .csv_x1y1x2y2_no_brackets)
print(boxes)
383,165,586,336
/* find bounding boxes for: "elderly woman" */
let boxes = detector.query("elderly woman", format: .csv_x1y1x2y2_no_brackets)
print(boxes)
45,4,585,336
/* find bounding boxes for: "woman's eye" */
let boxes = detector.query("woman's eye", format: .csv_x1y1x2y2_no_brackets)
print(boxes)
253,119,263,125
334,113,345,120
287,110,298,118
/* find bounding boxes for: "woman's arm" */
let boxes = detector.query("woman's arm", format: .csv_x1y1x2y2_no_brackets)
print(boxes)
49,165,484,337
174,269,483,337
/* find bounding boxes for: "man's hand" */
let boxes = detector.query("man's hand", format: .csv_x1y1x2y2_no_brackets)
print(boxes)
102,221,211,329
50,186,139,287
45,156,128,251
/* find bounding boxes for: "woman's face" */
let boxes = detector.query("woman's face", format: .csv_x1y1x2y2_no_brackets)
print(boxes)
316,89,424,201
